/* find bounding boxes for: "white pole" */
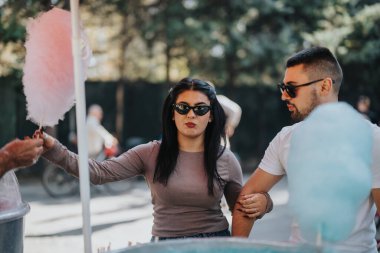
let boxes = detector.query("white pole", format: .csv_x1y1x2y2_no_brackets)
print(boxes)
69,1,93,252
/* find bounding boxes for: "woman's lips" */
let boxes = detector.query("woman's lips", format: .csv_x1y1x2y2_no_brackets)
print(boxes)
185,122,196,128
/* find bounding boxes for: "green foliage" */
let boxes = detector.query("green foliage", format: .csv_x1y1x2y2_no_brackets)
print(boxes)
2,0,379,87
0,0,53,42
0,0,57,77
0,18,26,43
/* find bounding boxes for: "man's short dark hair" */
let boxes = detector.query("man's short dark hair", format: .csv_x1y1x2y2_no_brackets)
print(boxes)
286,47,343,94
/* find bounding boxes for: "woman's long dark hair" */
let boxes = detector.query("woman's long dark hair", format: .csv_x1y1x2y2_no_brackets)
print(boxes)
153,77,227,195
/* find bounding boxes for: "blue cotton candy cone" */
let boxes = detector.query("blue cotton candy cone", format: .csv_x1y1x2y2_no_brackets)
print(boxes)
287,102,372,243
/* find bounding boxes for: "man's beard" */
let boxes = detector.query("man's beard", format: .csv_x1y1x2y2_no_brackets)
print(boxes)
290,90,320,122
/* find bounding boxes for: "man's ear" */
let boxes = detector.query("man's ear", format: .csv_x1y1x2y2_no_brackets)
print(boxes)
320,78,333,95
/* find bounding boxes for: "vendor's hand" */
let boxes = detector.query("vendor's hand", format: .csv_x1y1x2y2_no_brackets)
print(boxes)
0,138,44,174
237,193,268,219
33,130,55,152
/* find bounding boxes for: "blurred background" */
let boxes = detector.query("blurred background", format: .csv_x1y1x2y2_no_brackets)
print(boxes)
1,0,380,175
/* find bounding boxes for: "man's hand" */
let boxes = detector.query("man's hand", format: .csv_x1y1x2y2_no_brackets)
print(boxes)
0,138,44,177
238,193,271,219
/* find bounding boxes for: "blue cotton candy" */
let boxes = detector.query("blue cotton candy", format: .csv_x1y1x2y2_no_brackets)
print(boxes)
113,238,325,253
287,102,373,243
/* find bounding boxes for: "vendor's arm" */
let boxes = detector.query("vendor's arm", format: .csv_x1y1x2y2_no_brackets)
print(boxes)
0,138,43,178
232,168,282,237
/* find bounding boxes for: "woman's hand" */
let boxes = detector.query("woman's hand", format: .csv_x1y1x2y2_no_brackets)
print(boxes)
238,193,271,219
33,130,55,152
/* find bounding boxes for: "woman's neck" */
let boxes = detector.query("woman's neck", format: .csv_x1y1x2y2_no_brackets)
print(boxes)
177,135,204,152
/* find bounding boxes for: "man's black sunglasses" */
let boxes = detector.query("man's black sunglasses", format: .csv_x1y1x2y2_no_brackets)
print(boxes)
277,78,330,98
173,103,211,116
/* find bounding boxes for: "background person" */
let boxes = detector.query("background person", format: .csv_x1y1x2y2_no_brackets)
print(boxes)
232,47,380,253
204,81,242,150
38,77,272,241
356,95,378,124
86,104,118,160
216,94,242,149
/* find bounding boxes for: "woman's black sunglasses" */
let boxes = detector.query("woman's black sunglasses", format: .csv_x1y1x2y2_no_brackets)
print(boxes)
173,103,211,116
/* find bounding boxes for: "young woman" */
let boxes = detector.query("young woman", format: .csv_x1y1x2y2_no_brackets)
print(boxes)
39,77,272,241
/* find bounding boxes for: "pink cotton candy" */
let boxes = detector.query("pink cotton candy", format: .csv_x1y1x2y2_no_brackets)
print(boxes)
23,7,91,127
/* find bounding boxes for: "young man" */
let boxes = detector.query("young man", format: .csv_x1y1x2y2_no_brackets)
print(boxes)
232,47,380,253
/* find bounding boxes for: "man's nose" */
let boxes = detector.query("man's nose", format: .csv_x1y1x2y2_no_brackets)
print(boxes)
281,90,291,101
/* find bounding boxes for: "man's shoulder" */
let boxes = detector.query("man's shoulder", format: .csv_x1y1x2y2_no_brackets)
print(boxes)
369,123,380,142
275,122,303,139
369,122,380,132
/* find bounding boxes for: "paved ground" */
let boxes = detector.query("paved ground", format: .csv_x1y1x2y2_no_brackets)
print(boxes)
18,175,292,253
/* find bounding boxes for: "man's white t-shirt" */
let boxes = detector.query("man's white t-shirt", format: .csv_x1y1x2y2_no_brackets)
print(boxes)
259,122,380,253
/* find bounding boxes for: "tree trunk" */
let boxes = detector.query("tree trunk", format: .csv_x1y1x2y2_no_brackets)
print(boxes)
224,0,236,96
164,2,171,83
115,14,130,142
